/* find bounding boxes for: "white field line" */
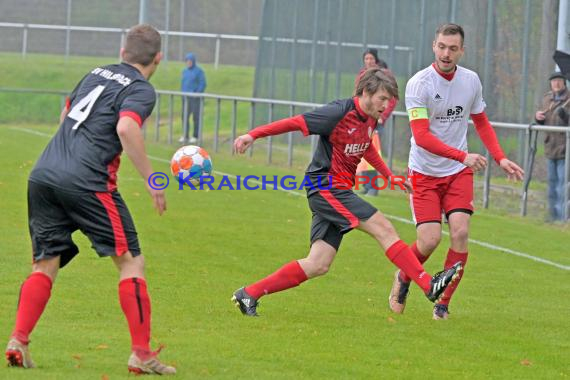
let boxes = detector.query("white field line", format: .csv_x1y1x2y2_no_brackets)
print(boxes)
10,127,569,271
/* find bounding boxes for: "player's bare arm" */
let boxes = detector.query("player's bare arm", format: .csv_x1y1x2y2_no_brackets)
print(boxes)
499,158,524,181
117,116,166,215
470,111,524,179
462,153,487,172
234,134,254,154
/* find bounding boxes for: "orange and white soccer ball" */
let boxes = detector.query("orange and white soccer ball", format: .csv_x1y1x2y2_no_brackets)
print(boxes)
170,145,213,185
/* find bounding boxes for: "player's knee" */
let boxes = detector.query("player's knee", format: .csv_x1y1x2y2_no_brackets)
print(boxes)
303,259,331,277
32,256,60,281
311,263,330,277
369,213,397,238
418,235,441,255
450,225,469,244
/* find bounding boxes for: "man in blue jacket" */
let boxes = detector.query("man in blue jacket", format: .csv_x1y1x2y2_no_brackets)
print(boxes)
180,52,206,143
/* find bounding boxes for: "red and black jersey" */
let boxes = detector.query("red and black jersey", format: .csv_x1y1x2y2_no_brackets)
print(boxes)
302,97,378,195
29,62,156,192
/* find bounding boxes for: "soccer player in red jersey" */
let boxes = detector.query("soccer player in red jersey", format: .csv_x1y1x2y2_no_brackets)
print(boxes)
231,68,462,317
389,23,524,320
5,25,175,375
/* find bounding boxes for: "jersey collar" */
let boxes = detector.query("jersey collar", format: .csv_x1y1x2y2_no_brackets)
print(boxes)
432,62,456,81
353,96,370,121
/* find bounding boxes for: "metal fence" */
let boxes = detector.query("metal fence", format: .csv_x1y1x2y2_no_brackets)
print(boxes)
0,22,259,68
2,87,568,221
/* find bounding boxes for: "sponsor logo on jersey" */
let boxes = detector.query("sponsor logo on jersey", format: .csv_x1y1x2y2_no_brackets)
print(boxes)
434,93,443,101
347,128,357,135
434,105,465,123
446,105,464,116
344,142,370,155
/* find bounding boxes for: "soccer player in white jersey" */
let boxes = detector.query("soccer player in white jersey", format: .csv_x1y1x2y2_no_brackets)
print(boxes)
388,23,524,320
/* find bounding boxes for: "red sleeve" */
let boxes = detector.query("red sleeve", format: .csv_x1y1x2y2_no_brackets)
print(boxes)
380,98,397,122
119,110,143,128
65,96,71,111
410,119,467,162
248,115,308,139
363,146,393,178
470,112,506,164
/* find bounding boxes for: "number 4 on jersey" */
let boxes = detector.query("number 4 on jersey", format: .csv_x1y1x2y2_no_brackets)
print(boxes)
68,85,105,130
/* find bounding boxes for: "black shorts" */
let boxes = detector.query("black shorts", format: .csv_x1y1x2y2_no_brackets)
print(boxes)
28,181,141,268
307,188,377,251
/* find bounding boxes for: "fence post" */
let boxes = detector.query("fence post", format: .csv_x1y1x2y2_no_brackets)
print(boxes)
287,105,295,167
119,30,126,61
22,25,28,58
198,96,204,146
164,0,170,62
214,98,221,153
230,99,237,154
520,124,537,217
214,36,221,70
562,131,570,222
182,94,189,141
154,93,161,142
168,94,173,145
267,103,274,164
387,114,395,170
65,0,72,60
483,150,491,209
248,102,256,158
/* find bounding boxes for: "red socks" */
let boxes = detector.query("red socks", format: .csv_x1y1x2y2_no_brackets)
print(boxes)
245,260,308,300
119,278,153,360
11,272,53,345
399,242,428,283
385,240,431,292
439,249,468,306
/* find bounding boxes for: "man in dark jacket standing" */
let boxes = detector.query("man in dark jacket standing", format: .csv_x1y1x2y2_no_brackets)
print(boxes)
180,52,206,143
535,71,569,222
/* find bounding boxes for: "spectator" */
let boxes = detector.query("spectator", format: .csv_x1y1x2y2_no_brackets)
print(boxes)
180,52,206,143
535,71,570,222
355,49,398,196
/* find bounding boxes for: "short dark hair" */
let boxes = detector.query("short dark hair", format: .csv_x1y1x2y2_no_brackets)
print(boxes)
435,23,464,46
354,68,399,100
123,24,162,66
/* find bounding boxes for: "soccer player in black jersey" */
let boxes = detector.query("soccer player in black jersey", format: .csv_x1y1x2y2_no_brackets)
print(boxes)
231,68,462,317
5,25,175,375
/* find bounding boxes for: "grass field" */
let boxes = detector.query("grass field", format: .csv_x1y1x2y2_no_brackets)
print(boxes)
0,122,569,379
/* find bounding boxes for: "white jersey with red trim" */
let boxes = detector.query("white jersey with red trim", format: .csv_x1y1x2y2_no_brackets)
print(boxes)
405,65,486,177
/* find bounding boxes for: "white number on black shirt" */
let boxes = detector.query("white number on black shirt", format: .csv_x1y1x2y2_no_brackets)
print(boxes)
68,85,105,130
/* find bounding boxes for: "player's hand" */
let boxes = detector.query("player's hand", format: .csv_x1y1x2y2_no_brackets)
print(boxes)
535,111,546,121
234,134,254,154
146,185,166,215
499,158,524,181
402,179,414,194
463,153,487,172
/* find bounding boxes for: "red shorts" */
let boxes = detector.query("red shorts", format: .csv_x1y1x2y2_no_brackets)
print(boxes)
408,167,474,225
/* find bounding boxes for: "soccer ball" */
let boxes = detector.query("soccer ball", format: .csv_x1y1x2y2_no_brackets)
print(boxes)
170,145,213,185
